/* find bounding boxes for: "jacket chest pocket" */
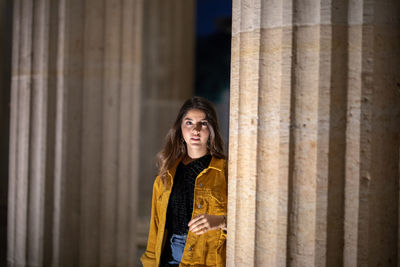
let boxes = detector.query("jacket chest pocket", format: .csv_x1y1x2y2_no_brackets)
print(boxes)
193,189,210,215
210,191,226,214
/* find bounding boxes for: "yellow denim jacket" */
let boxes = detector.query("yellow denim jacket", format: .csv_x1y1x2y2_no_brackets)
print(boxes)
140,156,227,267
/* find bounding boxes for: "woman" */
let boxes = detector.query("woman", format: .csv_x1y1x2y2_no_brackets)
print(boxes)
141,96,227,267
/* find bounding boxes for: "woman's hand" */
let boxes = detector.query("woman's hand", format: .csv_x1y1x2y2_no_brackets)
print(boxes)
188,214,226,235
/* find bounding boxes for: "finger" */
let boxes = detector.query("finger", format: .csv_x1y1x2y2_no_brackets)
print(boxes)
192,224,206,234
188,215,201,227
190,220,209,233
189,218,208,232
190,214,205,226
188,214,205,227
194,226,209,235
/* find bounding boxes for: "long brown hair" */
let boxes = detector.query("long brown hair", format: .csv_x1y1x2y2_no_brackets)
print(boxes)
157,96,225,183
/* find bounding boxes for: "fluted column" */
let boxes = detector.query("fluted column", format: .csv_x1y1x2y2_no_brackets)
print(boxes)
8,1,143,266
137,0,195,240
228,0,400,266
0,1,12,265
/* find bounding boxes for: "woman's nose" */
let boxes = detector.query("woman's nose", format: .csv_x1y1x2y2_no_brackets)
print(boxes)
193,122,202,132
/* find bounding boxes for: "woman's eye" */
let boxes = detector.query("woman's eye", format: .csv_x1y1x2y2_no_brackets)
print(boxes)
201,122,208,126
185,121,192,126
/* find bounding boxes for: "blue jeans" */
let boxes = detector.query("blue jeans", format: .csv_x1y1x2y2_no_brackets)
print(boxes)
168,234,187,264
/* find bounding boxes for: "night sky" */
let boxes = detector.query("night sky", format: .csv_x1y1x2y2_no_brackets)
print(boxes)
196,0,232,37
195,0,232,102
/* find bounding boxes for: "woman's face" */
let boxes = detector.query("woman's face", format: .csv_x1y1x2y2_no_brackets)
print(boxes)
181,109,210,158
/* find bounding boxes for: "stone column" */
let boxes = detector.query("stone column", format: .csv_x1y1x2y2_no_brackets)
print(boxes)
137,0,195,244
228,0,400,266
0,1,13,265
8,0,143,266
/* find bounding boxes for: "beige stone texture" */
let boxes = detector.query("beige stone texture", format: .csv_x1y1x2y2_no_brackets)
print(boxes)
8,0,143,266
228,0,400,266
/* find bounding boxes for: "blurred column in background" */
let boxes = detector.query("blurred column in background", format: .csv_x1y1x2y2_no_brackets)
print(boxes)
136,0,195,249
0,1,13,266
228,0,400,266
7,0,144,266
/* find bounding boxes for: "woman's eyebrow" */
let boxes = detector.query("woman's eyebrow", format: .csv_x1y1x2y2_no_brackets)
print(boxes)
183,117,207,121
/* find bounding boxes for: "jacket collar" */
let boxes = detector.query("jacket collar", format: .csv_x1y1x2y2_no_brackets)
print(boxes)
167,155,224,179
208,156,224,172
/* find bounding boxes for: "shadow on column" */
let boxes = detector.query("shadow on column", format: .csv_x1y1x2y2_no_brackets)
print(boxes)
0,1,13,266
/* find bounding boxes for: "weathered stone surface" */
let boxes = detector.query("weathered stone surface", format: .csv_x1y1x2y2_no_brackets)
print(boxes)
228,0,400,266
8,1,143,266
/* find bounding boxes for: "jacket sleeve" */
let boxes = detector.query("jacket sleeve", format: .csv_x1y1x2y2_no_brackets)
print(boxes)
140,177,161,267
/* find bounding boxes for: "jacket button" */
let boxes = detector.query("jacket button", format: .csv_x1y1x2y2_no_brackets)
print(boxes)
198,183,203,188
188,246,193,251
197,204,202,209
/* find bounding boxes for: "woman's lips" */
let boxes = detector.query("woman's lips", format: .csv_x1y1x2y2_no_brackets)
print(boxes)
191,137,200,141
